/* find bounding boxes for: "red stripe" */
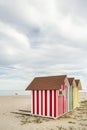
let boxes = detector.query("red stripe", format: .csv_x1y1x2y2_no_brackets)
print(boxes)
33,90,34,114
41,90,43,115
37,90,39,114
50,90,52,116
45,90,47,116
54,90,56,117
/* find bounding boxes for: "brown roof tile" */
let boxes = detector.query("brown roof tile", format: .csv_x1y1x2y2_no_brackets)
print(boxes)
26,75,67,90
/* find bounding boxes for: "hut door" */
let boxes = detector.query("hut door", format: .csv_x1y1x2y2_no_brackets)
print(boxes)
58,90,64,116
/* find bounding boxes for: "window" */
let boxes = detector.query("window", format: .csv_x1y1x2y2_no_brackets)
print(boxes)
57,89,64,96
59,90,62,95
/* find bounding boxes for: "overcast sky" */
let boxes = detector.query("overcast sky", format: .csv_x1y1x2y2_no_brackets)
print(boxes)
0,0,87,90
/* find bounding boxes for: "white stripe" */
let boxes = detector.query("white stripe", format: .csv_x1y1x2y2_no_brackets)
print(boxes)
47,90,50,116
56,90,58,117
58,90,59,116
35,90,37,115
43,90,45,116
31,91,33,114
39,90,41,115
52,90,54,117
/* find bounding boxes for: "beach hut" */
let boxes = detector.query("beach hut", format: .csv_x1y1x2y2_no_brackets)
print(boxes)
68,78,76,111
26,75,70,118
74,79,82,108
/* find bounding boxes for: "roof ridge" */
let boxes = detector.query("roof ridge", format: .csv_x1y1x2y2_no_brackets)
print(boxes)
35,75,67,78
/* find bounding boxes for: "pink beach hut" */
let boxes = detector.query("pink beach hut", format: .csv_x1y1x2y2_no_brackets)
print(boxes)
26,75,70,118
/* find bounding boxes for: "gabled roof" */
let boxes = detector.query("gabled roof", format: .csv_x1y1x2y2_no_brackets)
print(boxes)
75,79,80,86
68,78,75,86
75,79,82,90
26,75,67,90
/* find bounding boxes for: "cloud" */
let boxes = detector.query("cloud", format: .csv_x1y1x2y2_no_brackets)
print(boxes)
0,0,87,90
0,21,31,66
1,0,87,45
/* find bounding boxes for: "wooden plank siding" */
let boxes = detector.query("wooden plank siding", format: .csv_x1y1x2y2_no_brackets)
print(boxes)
69,86,73,111
73,87,78,108
31,88,66,118
66,86,68,112
31,90,57,117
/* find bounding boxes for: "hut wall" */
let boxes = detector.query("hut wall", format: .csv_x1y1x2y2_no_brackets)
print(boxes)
73,87,78,108
58,84,66,116
69,86,73,111
77,87,79,105
31,90,58,118
65,87,68,112
58,96,63,116
31,84,66,118
65,86,69,112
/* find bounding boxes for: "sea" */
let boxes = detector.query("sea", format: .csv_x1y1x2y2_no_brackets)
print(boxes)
0,90,30,96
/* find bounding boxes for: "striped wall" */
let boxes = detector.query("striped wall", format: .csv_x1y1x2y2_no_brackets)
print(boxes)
31,89,66,118
31,90,58,117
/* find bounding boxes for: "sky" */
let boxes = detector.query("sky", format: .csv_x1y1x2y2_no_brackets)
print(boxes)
0,0,87,90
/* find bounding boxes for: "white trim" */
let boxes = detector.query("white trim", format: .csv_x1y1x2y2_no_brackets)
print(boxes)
31,91,33,114
43,90,45,116
52,90,54,117
39,90,41,115
47,90,50,116
68,87,69,112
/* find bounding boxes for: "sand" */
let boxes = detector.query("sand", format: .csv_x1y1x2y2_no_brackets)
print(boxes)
0,92,87,130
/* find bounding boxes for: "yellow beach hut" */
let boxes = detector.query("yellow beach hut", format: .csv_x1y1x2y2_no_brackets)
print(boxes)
74,79,82,108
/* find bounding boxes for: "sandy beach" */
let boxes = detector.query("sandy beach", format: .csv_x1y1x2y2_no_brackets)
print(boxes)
0,92,87,130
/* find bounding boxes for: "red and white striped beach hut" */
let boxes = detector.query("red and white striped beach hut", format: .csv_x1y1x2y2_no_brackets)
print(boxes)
26,75,70,118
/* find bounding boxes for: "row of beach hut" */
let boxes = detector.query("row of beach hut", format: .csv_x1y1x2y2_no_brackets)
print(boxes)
26,75,82,118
